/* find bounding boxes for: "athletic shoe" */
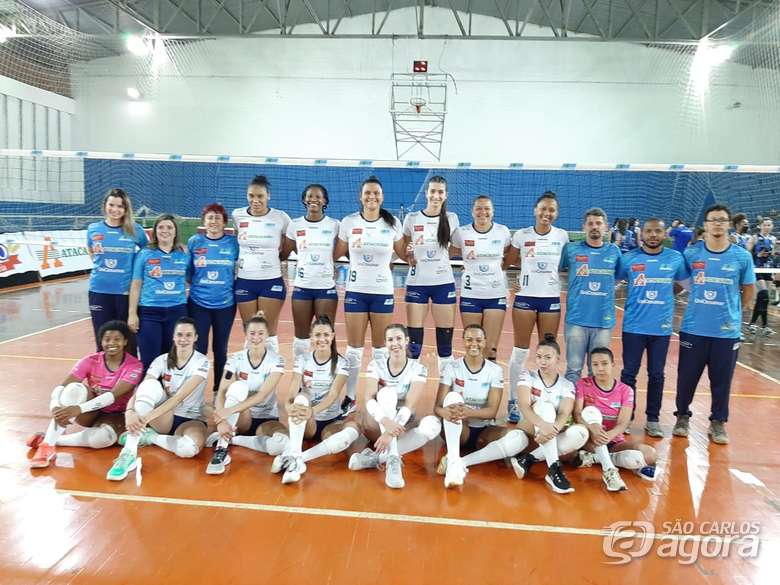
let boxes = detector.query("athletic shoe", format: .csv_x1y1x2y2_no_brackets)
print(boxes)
545,461,575,494
708,421,729,445
106,449,138,481
623,426,632,435
644,421,664,438
762,327,776,337
205,432,220,448
340,396,357,417
603,467,627,492
444,457,467,488
118,427,158,447
26,432,45,450
206,447,231,475
282,456,307,484
672,415,690,437
635,465,657,481
271,454,292,474
348,448,379,471
30,443,56,468
510,453,537,480
748,324,758,335
574,449,597,468
436,454,448,475
384,455,405,489
507,399,521,424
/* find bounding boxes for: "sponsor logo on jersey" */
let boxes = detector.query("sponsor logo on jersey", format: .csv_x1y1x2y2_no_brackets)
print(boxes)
704,290,717,300
575,263,589,276
454,378,465,387
633,273,647,286
104,259,117,269
378,378,386,387
196,256,207,267
239,221,249,228
576,255,589,262
631,263,646,272
207,271,219,280
239,372,249,380
414,225,424,231
425,250,436,259
303,370,313,378
589,282,601,292
464,240,475,247
537,261,547,270
526,247,536,258
297,230,306,237
92,242,104,254
310,254,320,262
646,290,658,300
163,373,172,382
163,281,176,290
92,233,105,241
692,261,706,269
148,258,161,265
479,264,490,272
466,250,477,260
149,266,162,278
659,263,674,271
352,228,363,234
531,388,541,397
194,247,208,255
694,271,705,284
524,241,535,247
721,263,736,272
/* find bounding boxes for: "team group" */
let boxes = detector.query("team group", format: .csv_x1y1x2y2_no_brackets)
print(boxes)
27,174,757,494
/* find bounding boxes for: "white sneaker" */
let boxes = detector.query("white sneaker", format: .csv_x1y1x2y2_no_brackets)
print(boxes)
444,458,467,488
271,454,290,474
385,455,405,489
749,324,758,334
762,327,776,337
205,432,220,448
603,467,627,492
348,448,379,471
282,456,306,484
576,449,597,468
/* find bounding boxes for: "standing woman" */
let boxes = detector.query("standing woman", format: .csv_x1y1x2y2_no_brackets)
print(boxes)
504,191,569,423
128,214,189,372
402,175,460,375
450,195,512,361
87,188,148,351
334,176,406,411
232,175,291,354
747,218,777,336
283,184,340,366
188,203,239,393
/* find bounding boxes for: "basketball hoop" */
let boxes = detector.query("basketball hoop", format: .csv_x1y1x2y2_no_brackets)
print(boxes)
410,96,426,114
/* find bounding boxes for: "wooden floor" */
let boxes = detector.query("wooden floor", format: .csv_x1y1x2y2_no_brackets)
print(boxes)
1,275,779,585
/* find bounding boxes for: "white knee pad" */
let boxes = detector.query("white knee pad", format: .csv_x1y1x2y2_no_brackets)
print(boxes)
174,435,199,458
372,346,389,363
292,337,310,364
417,415,442,441
611,449,647,470
134,379,166,416
556,424,589,456
443,391,464,407
346,345,364,368
533,400,557,424
86,424,118,449
495,429,529,458
225,381,250,407
322,426,360,454
376,386,398,418
59,383,88,407
580,405,603,425
293,394,310,407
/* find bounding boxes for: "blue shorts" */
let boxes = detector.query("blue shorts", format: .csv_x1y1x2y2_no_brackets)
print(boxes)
513,295,562,313
170,415,204,434
464,425,488,451
405,283,457,305
234,277,286,303
313,416,345,442
292,286,338,301
248,417,279,435
460,296,507,313
344,291,395,313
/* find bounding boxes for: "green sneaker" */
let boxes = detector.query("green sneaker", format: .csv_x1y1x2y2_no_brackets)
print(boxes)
106,449,138,481
708,421,729,445
118,427,158,447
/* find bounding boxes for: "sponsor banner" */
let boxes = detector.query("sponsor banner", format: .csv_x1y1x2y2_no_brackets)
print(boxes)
0,230,91,279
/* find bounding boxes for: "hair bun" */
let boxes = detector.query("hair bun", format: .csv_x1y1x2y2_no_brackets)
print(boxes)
543,333,556,342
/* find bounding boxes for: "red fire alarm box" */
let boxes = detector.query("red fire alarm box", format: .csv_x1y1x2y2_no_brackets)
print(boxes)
413,60,428,73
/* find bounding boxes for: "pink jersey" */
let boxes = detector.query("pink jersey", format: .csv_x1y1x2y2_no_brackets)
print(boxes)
575,376,634,444
70,352,144,413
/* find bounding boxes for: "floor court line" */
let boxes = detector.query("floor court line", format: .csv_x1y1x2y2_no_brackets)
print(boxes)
0,316,91,346
55,488,778,544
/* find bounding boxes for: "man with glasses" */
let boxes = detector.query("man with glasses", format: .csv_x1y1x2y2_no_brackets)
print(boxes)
673,204,755,444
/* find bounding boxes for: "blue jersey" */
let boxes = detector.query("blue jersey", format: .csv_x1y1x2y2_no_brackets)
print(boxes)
669,226,693,252
618,247,688,336
681,243,755,338
619,229,638,252
560,241,621,328
87,222,148,295
132,247,189,307
730,231,750,250
188,233,239,309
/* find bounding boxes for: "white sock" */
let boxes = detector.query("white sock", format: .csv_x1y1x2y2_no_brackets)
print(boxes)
292,337,310,366
151,434,179,454
378,415,441,463
232,435,270,453
56,425,117,449
301,427,359,463
442,392,464,462
345,345,364,401
286,396,309,457
595,445,616,470
530,439,559,467
123,434,140,457
508,347,530,402
42,419,65,446
462,429,528,468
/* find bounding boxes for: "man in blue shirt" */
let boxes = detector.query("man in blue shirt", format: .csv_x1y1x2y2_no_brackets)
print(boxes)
560,207,622,384
668,219,693,252
618,219,688,437
673,204,755,445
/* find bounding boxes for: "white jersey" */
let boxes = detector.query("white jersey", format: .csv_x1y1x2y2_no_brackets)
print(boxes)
224,348,286,419
366,357,427,406
232,207,291,280
517,369,575,413
294,352,349,421
451,223,512,299
441,358,504,428
147,351,210,420
511,226,569,297
402,210,459,286
286,216,340,289
338,213,403,295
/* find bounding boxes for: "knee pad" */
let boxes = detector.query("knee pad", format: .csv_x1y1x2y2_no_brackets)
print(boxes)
266,336,279,354
266,432,289,456
174,435,199,458
435,327,453,358
407,327,424,359
417,415,442,440
580,405,603,425
443,391,464,408
225,381,250,407
134,379,166,416
532,400,556,424
372,346,389,363
292,394,309,407
60,383,88,407
496,429,529,458
611,449,647,470
376,386,398,418
346,346,364,369
557,424,589,455
322,427,359,454
437,355,455,378
292,337,310,360
87,424,118,449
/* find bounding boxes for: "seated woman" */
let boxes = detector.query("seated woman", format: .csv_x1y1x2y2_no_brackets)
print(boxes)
434,324,528,488
347,323,441,489
509,334,589,494
269,315,360,484
28,320,143,468
106,317,210,481
206,311,288,474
